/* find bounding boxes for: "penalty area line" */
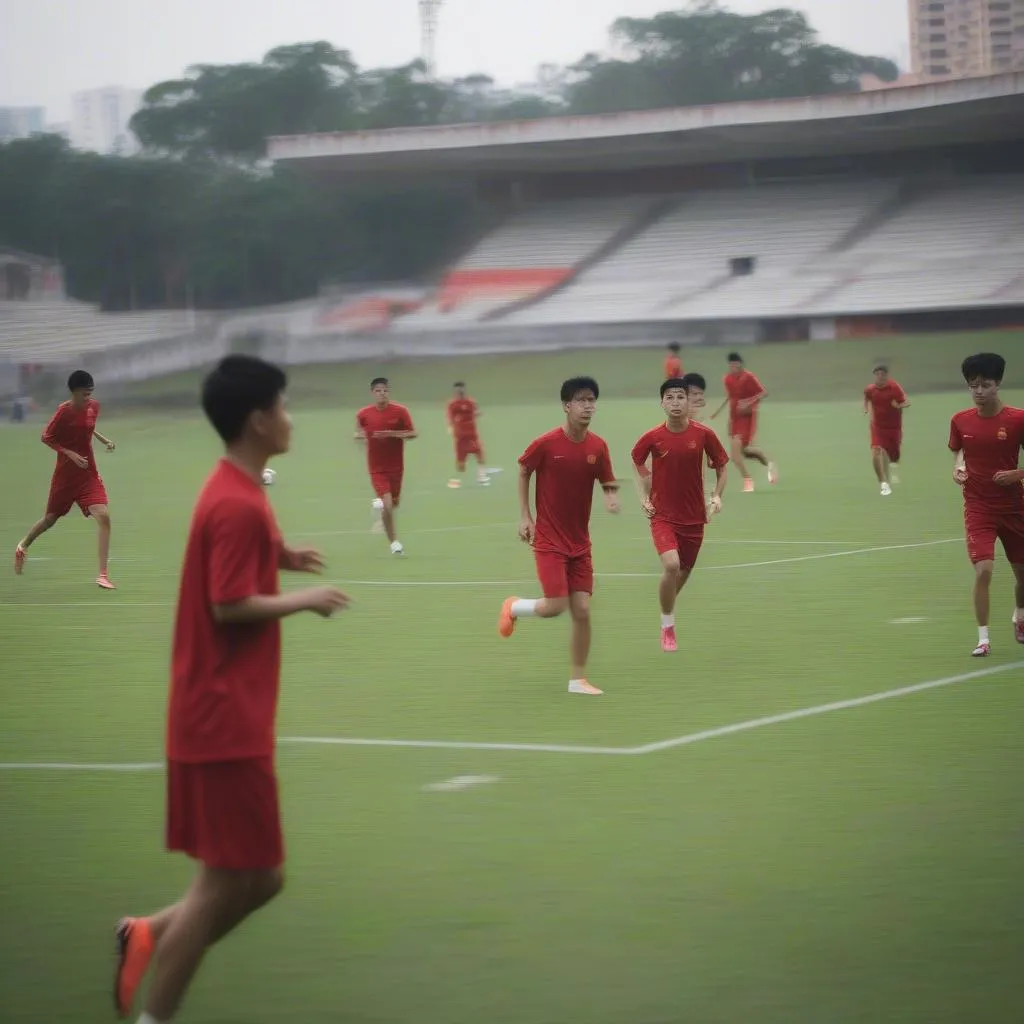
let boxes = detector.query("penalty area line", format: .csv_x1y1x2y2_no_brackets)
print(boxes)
1,660,1020,772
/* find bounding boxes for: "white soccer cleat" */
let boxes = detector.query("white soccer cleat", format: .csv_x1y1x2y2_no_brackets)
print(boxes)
568,679,603,695
971,641,990,658
390,540,404,556
447,478,462,489
880,483,892,497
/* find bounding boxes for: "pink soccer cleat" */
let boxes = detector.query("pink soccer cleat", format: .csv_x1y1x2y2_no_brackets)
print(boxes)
971,641,990,658
97,574,116,590
1015,618,1024,645
661,626,678,652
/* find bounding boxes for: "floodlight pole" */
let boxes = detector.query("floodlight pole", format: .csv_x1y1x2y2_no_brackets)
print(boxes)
419,0,443,78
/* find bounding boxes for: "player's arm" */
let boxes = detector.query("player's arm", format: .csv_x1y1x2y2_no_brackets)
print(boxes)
208,504,349,622
863,390,871,415
739,377,768,412
709,397,729,420
597,443,620,514
894,390,911,410
516,464,536,543
949,420,967,484
41,408,88,467
93,429,116,451
278,543,326,574
354,414,368,443
630,438,654,516
384,409,417,440
707,436,730,514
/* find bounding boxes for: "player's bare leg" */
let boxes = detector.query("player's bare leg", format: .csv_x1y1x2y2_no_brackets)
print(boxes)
137,866,283,1022
658,550,691,652
380,493,403,555
730,437,754,491
1012,563,1024,644
475,451,490,485
742,445,776,485
872,447,892,495
448,458,465,489
14,512,59,573
499,595,567,635
89,503,115,588
567,591,601,694
971,559,994,656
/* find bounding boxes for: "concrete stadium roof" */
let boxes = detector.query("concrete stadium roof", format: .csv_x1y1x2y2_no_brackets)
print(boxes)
269,72,1024,178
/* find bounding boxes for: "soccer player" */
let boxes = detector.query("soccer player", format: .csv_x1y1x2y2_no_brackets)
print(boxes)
446,380,488,488
664,342,683,380
498,376,620,695
710,352,777,492
632,378,729,652
13,369,117,588
864,364,910,496
354,377,417,555
680,370,707,420
948,352,1024,657
112,355,350,1024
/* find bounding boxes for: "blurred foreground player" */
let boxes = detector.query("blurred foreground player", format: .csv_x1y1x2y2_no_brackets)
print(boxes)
710,352,777,491
112,356,350,1023
498,376,620,695
355,377,417,554
863,364,910,496
948,352,1024,657
14,369,117,588
632,379,729,652
446,381,488,487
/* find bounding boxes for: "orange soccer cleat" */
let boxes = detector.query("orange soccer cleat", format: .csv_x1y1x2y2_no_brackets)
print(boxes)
498,597,519,638
113,917,154,1018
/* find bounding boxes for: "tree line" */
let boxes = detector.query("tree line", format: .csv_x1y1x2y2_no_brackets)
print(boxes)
0,2,897,311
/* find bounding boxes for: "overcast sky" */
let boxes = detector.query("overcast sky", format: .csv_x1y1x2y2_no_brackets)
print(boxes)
2,0,910,123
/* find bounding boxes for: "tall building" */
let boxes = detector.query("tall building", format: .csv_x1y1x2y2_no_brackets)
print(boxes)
908,0,1024,78
0,107,46,142
70,86,142,155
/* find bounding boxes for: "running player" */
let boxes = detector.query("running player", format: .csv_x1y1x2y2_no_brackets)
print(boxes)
710,352,777,492
864,364,910,496
948,352,1024,657
498,376,620,695
14,369,117,588
664,342,683,380
680,370,707,420
446,381,488,488
632,378,729,652
112,355,350,1023
355,377,416,555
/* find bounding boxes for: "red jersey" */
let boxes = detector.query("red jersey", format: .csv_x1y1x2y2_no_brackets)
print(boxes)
167,460,284,764
949,406,1024,513
519,428,616,557
865,381,907,432
356,402,415,473
631,421,729,527
664,354,682,378
42,398,100,475
724,370,764,418
447,397,479,439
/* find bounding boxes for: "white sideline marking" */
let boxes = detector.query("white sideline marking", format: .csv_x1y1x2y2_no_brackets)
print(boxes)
0,538,962,602
423,774,501,792
1,660,1020,771
300,521,518,538
891,617,929,625
630,660,1024,755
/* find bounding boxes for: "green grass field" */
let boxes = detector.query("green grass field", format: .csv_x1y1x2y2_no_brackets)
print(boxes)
3,339,1024,1024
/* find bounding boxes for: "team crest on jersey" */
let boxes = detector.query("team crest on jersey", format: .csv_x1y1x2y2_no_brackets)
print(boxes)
687,440,697,449
587,454,597,464
997,427,1008,441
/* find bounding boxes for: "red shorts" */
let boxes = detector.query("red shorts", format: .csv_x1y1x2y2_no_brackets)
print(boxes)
370,470,403,506
871,429,902,462
650,519,705,570
166,757,283,871
965,507,1024,565
46,473,108,518
454,434,483,467
729,415,757,447
534,549,594,598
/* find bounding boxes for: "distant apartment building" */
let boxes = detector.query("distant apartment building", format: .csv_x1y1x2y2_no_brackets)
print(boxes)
908,0,1024,77
0,106,46,142
70,86,142,155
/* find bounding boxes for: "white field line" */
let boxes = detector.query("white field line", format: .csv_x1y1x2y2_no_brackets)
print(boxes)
0,537,961,603
1,660,1019,771
299,521,519,538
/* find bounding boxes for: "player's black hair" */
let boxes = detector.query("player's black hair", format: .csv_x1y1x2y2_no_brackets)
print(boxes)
560,376,599,403
680,372,707,392
370,377,389,389
961,352,1005,384
67,369,94,391
727,352,743,364
453,381,465,388
660,377,688,398
667,342,681,353
202,355,287,444
873,363,888,373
